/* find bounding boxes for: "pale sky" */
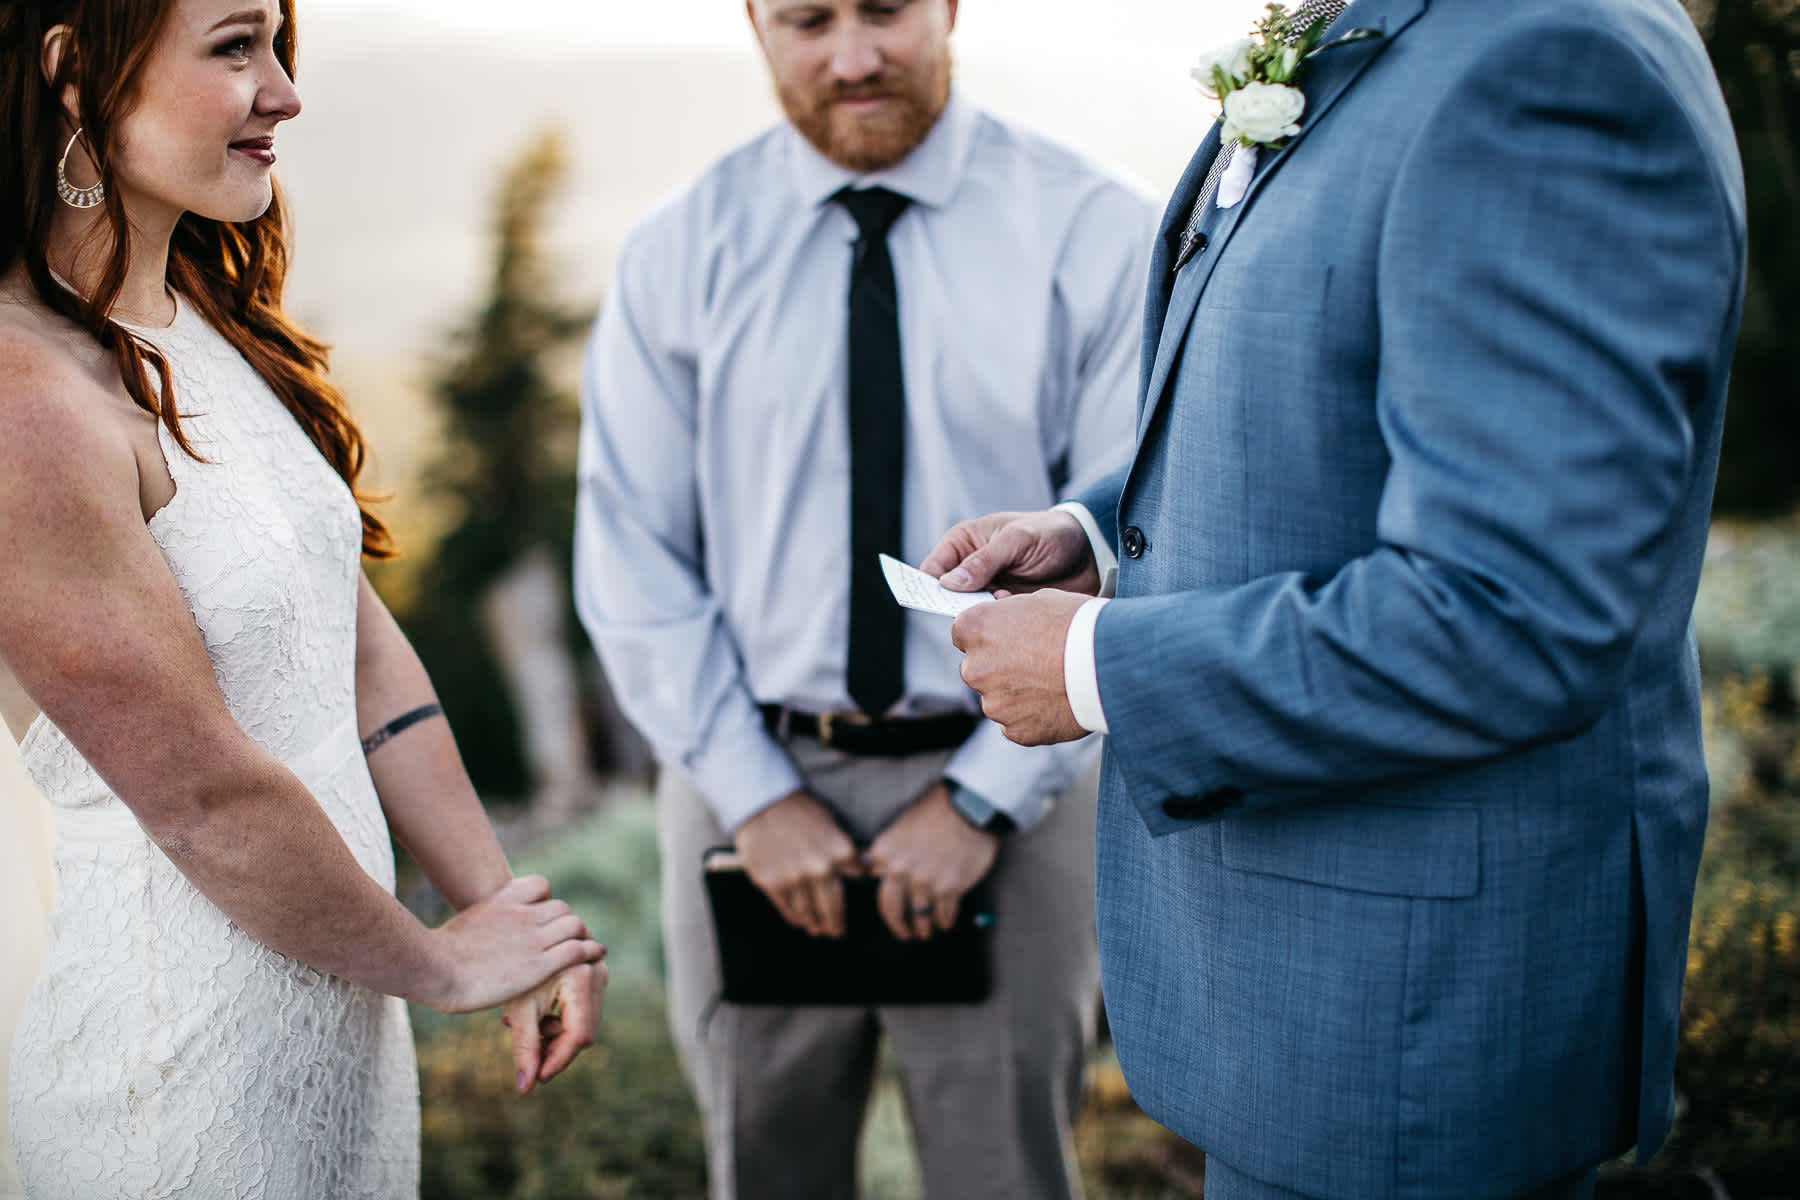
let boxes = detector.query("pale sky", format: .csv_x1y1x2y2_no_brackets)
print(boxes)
273,0,1268,403
302,0,1267,70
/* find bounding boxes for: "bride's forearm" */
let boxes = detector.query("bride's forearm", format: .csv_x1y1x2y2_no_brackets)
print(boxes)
149,757,453,1003
365,715,514,911
353,572,513,911
0,454,585,1010
150,757,597,1015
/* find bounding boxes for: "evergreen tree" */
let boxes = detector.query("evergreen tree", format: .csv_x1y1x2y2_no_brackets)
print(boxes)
1685,0,1800,516
402,128,593,800
427,128,589,588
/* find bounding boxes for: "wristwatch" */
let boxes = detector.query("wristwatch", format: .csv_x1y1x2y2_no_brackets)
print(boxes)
945,780,1016,835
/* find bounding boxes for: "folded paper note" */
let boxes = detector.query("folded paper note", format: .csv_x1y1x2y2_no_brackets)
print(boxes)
879,554,994,617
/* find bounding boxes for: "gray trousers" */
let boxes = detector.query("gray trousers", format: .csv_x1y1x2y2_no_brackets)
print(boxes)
658,734,1100,1200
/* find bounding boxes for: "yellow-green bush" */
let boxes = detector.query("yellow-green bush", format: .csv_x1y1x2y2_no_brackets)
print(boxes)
1662,668,1800,1189
403,525,1800,1197
413,803,707,1199
416,1011,705,1200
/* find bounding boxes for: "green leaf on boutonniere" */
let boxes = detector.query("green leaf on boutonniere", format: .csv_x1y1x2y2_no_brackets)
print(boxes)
1193,1,1373,154
1294,14,1335,59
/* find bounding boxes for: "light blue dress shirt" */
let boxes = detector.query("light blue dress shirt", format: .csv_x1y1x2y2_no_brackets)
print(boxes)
573,89,1156,833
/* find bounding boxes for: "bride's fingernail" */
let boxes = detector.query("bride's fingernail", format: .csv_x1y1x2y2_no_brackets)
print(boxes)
517,1071,529,1093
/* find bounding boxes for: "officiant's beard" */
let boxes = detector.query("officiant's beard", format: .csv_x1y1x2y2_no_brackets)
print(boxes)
777,52,953,174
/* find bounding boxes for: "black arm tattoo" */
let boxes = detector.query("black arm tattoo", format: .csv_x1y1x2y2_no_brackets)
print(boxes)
361,704,445,756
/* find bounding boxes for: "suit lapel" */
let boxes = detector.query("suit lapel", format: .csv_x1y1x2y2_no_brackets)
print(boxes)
1139,127,1226,403
1135,0,1429,446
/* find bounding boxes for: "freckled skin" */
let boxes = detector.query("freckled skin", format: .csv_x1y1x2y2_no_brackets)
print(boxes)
1,0,605,1075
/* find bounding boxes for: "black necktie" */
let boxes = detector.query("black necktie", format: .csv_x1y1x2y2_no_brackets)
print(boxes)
834,185,911,717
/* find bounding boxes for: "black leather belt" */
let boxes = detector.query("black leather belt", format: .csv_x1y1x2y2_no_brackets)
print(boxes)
760,704,979,757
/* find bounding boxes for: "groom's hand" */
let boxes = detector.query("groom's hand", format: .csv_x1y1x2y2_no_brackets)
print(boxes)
922,509,1100,597
952,590,1090,746
734,790,863,938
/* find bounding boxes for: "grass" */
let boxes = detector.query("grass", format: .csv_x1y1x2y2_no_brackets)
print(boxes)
414,803,707,1199
410,797,1206,1199
409,520,1800,1199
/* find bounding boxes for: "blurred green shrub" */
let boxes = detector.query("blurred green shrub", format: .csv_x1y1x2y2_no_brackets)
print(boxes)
1679,0,1800,517
1657,522,1800,1193
416,1011,703,1200
1694,521,1800,677
1662,668,1800,1191
407,526,1800,1197
381,127,595,801
1077,1050,1206,1199
414,802,707,1200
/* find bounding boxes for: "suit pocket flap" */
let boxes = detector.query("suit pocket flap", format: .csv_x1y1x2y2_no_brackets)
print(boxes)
1218,800,1480,899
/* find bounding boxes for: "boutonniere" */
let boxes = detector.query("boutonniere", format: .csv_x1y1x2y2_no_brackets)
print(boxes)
1190,4,1372,208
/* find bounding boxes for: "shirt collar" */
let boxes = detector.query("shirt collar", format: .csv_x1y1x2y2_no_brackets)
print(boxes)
787,86,978,213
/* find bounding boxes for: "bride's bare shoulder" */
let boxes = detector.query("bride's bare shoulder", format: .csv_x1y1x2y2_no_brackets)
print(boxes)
0,306,142,525
0,277,103,364
0,290,127,450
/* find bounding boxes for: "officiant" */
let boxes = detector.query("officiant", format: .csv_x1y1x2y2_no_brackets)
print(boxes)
571,1,1153,1195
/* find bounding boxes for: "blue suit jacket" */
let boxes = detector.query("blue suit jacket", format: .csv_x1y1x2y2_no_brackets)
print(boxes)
1079,1,1746,1195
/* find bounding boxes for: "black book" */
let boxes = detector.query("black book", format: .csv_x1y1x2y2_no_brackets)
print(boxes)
702,849,993,1006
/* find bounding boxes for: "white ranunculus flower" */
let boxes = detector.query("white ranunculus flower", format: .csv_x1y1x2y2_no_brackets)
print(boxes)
1189,38,1255,100
1220,81,1306,146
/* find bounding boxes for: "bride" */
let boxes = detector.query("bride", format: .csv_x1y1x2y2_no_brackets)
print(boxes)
0,0,606,1195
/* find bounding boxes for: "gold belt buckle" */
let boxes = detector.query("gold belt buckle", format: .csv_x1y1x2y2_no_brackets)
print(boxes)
817,710,873,747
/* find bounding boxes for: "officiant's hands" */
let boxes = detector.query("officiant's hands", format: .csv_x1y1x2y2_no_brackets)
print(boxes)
922,509,1099,597
952,591,1090,747
863,784,998,941
734,790,864,938
504,957,608,1095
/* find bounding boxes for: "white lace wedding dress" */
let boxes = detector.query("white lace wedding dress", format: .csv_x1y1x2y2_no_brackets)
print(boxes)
6,297,419,1198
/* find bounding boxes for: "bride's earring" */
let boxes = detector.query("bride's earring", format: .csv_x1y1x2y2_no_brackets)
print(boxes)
56,128,105,210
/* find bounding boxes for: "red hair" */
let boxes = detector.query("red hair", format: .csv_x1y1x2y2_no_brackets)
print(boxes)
0,0,394,558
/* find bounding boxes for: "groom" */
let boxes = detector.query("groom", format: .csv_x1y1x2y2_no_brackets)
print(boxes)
924,0,1747,1196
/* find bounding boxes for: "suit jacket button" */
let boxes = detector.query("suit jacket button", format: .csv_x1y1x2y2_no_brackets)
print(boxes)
1122,526,1147,559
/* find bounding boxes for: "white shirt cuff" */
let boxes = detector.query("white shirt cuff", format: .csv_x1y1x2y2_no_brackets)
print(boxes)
1053,501,1118,597
1064,597,1110,735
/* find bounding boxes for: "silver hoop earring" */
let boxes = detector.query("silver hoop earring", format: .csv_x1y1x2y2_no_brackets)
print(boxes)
56,128,105,210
